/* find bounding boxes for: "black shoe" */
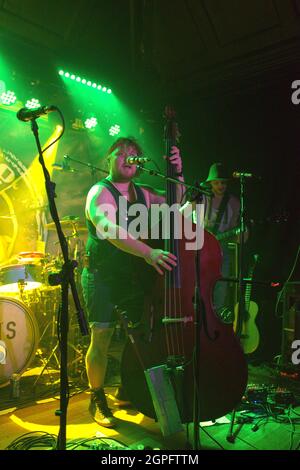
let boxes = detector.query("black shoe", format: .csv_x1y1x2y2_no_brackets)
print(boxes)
89,389,117,428
113,385,131,407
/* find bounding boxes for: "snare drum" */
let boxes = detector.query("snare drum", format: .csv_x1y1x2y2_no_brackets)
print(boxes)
0,264,43,293
0,296,39,387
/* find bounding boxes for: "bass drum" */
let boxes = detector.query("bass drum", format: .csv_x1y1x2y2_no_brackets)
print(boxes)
0,297,39,387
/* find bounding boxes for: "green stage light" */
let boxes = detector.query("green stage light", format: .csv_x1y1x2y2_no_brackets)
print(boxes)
58,70,112,94
0,90,17,105
25,98,40,109
85,117,98,129
109,124,121,136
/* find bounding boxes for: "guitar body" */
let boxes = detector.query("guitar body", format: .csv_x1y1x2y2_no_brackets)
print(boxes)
234,300,260,354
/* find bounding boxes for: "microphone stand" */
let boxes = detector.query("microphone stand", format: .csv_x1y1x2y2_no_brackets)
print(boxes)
63,155,108,184
136,165,211,197
237,174,247,339
137,165,209,450
29,118,89,450
227,173,247,444
192,189,204,450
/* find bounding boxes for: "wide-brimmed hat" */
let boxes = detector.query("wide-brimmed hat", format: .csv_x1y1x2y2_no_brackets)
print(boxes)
206,162,229,182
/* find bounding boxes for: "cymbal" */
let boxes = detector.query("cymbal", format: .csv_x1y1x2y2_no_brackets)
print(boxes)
17,251,45,262
45,219,87,231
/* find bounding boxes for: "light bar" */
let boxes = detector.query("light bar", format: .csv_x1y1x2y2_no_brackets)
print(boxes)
58,69,112,94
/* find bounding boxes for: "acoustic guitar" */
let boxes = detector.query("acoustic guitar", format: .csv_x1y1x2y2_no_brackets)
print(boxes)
234,254,260,354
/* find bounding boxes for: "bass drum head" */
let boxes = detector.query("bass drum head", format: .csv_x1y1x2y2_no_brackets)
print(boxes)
0,296,39,387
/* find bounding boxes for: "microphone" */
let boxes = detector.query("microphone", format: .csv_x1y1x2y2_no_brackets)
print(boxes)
17,105,57,122
232,171,261,180
125,156,151,165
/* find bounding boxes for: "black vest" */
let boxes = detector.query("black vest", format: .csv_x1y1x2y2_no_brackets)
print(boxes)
85,179,148,281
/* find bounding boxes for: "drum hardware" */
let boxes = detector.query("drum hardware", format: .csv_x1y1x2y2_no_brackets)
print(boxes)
0,262,44,293
0,284,86,390
0,248,86,396
45,216,87,232
18,279,26,297
32,311,87,388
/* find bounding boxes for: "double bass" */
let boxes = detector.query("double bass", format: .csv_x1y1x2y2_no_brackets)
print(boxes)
121,107,248,423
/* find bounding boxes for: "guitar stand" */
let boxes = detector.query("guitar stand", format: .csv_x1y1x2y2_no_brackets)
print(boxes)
226,408,248,443
226,408,237,443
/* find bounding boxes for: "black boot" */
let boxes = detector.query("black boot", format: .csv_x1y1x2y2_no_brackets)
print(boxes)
89,388,117,428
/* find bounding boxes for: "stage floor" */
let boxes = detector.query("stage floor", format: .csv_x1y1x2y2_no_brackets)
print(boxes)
0,372,299,451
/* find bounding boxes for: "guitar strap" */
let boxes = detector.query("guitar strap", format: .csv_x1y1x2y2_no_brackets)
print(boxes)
210,191,230,235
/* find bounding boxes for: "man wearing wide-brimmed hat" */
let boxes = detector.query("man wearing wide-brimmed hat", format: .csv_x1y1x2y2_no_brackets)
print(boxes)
204,162,239,229
181,162,240,322
204,162,240,322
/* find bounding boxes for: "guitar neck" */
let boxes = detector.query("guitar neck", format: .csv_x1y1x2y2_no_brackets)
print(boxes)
245,255,259,311
216,227,240,241
244,281,252,312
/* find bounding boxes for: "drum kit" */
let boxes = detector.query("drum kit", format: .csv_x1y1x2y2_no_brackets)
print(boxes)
0,217,88,389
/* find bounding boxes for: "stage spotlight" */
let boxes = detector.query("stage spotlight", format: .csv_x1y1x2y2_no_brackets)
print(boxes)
25,98,40,109
84,117,98,129
109,124,121,136
0,90,17,105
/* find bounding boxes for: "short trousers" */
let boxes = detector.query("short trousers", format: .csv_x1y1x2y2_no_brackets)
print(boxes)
81,267,145,328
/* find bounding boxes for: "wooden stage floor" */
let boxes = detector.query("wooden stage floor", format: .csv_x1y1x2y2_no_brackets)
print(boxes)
0,381,300,451
1,333,300,451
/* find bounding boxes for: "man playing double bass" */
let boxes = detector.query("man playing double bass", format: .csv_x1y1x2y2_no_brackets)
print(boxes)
81,137,183,428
